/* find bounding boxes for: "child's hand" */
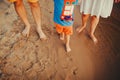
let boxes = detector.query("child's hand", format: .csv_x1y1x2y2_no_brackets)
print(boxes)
76,0,81,5
114,0,120,3
78,0,81,4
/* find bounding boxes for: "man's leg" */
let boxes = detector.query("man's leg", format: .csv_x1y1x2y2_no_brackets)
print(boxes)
29,1,47,40
14,0,30,37
89,16,99,44
76,14,90,33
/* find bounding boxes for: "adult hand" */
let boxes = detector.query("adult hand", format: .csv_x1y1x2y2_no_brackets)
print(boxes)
114,0,120,3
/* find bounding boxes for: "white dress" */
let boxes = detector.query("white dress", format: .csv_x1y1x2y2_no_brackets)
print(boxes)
80,0,114,18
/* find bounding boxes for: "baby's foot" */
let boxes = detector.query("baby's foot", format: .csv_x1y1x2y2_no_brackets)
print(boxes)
90,35,98,44
22,26,30,37
60,33,64,40
66,44,71,52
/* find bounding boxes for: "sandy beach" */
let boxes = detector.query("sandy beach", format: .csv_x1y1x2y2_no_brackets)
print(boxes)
0,0,120,80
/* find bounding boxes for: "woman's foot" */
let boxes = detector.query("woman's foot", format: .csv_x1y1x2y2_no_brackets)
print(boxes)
76,26,86,33
60,33,64,40
22,26,30,37
90,34,98,44
66,44,71,52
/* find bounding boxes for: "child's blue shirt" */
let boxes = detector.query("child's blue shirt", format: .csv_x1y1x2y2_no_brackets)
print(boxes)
53,0,78,26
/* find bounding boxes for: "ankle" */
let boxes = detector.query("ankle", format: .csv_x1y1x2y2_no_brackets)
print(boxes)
26,25,30,28
37,28,43,33
66,44,70,47
90,33,94,36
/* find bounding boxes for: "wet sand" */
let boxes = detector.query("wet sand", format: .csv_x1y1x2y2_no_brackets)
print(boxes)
0,0,120,80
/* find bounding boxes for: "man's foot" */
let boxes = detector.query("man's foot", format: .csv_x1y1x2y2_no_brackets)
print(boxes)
36,26,47,40
90,34,98,44
66,44,71,52
60,33,64,40
76,26,85,33
22,26,30,37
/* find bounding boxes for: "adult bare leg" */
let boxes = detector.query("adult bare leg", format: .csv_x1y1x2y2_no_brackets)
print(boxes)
29,2,47,40
89,16,99,44
76,14,90,33
14,0,30,37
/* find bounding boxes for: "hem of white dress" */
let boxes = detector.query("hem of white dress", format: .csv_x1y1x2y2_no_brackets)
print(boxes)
80,11,110,18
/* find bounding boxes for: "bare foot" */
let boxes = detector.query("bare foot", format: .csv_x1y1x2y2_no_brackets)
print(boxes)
66,44,71,52
38,31,47,40
90,35,98,44
76,26,85,33
60,33,64,40
22,26,30,37
36,26,47,40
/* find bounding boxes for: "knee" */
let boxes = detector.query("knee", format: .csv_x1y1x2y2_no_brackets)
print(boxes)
29,2,39,8
82,14,90,21
91,16,98,20
14,0,23,7
82,14,87,17
82,14,89,17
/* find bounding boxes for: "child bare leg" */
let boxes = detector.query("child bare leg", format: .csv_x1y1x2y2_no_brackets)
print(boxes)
14,0,30,37
60,32,65,40
89,16,99,44
76,14,90,33
65,35,71,52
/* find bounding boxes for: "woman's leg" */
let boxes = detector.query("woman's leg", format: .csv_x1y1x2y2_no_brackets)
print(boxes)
76,14,90,33
89,16,99,44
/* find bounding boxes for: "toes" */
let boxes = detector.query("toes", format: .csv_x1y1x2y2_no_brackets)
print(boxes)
90,35,98,44
66,45,71,52
22,32,29,37
22,30,26,36
38,32,47,40
26,33,29,38
40,37,48,41
76,27,83,33
67,48,71,53
93,38,98,44
76,27,80,32
22,27,30,37
39,34,47,41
